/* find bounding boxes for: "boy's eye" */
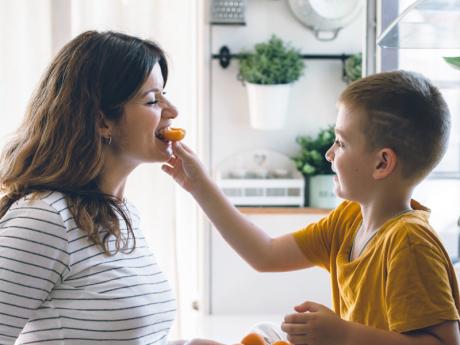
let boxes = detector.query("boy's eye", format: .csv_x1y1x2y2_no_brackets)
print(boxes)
334,139,344,147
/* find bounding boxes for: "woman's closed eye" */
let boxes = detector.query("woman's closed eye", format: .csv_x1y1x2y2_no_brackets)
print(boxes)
146,91,167,106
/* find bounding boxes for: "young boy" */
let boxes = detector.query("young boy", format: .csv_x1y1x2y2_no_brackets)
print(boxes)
162,70,460,345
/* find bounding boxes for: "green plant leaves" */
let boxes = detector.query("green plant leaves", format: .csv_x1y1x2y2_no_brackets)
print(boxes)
443,56,460,70
343,52,362,84
292,125,335,176
238,35,305,85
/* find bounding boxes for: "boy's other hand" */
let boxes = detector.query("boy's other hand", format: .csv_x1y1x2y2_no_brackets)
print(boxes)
281,301,350,345
162,142,208,193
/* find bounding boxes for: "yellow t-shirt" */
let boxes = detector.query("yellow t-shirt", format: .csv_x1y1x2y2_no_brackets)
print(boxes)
293,200,460,333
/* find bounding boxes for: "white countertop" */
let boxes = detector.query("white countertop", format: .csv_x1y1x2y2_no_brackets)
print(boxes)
182,314,286,344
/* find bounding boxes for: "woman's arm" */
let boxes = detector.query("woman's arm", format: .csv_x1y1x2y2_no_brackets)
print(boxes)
0,198,69,343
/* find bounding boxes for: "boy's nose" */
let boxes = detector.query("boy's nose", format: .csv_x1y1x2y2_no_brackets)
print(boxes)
325,147,334,162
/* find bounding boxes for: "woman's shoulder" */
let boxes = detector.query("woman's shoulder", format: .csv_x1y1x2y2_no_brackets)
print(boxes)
9,190,69,215
121,198,141,223
1,191,69,236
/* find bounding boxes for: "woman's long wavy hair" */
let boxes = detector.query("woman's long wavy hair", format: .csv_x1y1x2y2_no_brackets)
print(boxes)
0,30,168,255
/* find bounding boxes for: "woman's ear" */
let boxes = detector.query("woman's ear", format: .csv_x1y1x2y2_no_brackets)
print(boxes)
373,148,397,180
98,112,112,139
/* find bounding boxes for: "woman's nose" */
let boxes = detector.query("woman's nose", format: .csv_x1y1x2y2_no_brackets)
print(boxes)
161,98,178,119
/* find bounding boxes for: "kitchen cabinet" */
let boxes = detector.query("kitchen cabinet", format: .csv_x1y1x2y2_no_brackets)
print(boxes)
209,208,332,315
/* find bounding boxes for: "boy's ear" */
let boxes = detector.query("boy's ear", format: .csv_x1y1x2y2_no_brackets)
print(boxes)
373,148,397,180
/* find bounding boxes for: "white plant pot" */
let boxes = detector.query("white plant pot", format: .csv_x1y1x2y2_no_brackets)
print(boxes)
246,82,292,130
309,174,341,209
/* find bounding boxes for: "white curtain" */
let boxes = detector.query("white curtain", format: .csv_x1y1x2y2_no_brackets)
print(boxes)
0,0,53,148
0,0,200,338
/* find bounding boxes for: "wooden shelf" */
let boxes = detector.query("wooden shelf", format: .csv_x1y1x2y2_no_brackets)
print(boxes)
237,207,331,215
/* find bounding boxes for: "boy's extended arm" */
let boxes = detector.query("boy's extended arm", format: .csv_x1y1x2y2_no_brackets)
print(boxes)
162,142,313,272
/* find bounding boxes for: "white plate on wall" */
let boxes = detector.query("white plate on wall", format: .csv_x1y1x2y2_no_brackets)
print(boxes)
288,0,362,41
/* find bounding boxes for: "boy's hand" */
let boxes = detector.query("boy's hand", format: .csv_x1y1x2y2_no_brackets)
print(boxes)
162,142,208,193
281,301,350,345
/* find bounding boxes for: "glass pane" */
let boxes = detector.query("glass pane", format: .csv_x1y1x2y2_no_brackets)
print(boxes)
379,0,460,175
378,0,460,49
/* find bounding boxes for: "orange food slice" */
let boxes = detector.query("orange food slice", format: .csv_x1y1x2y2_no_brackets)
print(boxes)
162,127,185,141
241,332,267,345
272,341,291,345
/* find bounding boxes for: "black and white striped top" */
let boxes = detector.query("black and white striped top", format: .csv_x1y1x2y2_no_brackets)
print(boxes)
0,191,176,344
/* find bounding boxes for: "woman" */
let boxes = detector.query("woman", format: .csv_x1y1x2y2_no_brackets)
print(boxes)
0,30,182,344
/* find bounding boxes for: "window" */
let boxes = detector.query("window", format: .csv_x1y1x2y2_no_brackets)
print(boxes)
379,0,460,176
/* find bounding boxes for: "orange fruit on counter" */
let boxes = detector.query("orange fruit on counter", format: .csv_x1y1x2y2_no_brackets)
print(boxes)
162,127,185,141
241,332,267,345
272,341,291,345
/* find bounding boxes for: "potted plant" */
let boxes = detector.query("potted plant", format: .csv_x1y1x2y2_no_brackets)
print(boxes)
292,126,341,208
238,35,305,130
343,52,362,84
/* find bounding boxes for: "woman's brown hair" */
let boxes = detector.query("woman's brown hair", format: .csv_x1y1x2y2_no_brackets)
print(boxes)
0,30,168,254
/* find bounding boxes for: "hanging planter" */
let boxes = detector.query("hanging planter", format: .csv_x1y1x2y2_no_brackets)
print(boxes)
246,82,292,130
238,35,305,130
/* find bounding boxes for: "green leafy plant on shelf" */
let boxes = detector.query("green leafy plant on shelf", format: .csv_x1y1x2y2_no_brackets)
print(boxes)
238,35,305,85
343,52,362,84
292,126,335,177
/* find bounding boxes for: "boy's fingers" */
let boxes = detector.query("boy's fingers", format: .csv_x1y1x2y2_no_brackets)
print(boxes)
294,300,321,313
161,164,174,176
179,141,194,154
172,142,192,158
283,312,311,324
287,334,309,345
165,155,177,166
281,322,307,335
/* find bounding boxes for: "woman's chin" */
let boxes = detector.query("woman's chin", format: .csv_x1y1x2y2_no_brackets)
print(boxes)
155,139,173,158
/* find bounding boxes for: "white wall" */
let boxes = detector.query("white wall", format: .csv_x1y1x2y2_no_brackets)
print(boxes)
210,0,364,168
206,0,460,320
207,0,364,316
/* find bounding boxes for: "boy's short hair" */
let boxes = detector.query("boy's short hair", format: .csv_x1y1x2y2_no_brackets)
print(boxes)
339,70,451,181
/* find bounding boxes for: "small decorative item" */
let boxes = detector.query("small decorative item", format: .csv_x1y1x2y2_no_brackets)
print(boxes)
343,52,362,84
238,35,305,130
210,0,246,25
292,126,341,208
215,149,305,207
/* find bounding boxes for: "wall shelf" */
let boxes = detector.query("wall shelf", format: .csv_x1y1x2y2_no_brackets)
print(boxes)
212,45,353,79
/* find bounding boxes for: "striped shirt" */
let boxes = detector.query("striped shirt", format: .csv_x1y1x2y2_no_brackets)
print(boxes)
0,191,176,344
